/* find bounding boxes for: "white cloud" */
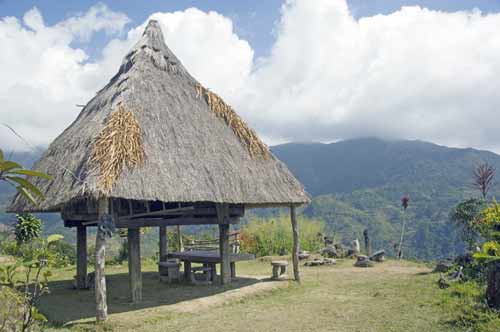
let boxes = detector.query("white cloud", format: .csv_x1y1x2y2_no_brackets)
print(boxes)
0,5,253,151
235,0,500,152
3,0,500,153
0,4,130,151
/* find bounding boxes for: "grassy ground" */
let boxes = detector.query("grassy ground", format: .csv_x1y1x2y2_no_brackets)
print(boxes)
28,257,482,332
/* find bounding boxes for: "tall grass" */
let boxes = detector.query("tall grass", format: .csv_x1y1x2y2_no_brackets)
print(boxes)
240,215,325,257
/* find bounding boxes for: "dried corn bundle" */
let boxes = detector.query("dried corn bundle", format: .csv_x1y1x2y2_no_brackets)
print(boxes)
91,104,145,193
196,84,270,160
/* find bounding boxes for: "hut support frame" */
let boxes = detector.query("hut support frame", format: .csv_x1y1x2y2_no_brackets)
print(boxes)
76,225,87,289
159,226,168,262
290,205,301,282
128,228,142,303
217,204,231,284
95,197,109,322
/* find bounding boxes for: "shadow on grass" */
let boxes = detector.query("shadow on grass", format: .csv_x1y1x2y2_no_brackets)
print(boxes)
39,271,261,326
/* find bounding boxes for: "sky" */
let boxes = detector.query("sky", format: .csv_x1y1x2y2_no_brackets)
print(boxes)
1,0,500,152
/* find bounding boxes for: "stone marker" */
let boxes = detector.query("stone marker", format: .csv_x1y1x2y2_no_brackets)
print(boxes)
369,250,385,262
354,255,374,268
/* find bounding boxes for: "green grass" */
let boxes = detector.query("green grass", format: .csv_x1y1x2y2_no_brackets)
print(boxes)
1,256,497,332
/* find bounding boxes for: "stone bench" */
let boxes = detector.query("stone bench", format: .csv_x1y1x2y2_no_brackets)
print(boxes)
271,260,288,280
190,265,213,285
159,260,181,283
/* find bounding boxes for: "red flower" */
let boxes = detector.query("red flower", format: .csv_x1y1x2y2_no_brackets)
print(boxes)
401,195,410,210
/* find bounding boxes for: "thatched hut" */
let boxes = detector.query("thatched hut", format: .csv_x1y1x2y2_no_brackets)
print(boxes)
8,20,309,321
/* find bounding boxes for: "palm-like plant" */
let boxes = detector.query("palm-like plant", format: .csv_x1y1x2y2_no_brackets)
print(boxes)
0,149,52,205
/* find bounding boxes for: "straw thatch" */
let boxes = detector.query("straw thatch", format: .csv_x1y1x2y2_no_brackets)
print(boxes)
91,103,145,194
9,20,309,213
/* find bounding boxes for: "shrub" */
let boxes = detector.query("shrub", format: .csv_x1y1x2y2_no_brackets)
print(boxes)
14,214,42,245
0,286,24,332
240,215,325,257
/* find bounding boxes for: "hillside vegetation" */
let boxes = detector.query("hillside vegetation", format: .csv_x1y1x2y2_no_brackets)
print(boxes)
3,138,500,259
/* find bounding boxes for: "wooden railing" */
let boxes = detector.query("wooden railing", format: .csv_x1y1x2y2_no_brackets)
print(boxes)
184,231,240,253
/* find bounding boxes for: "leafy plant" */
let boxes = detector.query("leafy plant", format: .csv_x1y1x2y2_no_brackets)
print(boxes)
450,198,486,250
0,149,52,205
14,214,42,245
0,287,23,332
240,215,325,257
0,234,63,332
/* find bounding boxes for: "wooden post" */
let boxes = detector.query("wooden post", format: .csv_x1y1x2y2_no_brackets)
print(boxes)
290,205,301,283
128,228,142,303
159,226,168,262
217,203,231,285
363,229,371,256
76,225,87,289
95,197,109,322
176,225,183,252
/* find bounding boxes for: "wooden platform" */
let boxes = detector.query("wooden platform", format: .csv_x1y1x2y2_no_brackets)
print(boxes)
169,250,255,283
169,251,255,264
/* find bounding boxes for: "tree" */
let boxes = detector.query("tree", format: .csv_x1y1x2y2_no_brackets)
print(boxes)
473,163,495,199
0,148,52,205
397,194,410,259
449,198,486,250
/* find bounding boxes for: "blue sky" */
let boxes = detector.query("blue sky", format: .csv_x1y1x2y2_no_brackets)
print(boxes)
2,0,500,58
2,0,500,152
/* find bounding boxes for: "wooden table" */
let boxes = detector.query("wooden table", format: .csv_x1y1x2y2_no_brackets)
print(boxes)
168,250,255,282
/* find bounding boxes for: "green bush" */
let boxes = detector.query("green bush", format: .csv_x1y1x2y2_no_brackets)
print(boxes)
443,281,500,332
240,215,325,257
14,214,42,245
0,286,24,332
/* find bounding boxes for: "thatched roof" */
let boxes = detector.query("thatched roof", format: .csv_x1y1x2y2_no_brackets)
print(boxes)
9,20,309,213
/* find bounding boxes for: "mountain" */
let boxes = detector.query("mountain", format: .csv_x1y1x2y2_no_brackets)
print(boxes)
2,138,499,259
270,138,500,259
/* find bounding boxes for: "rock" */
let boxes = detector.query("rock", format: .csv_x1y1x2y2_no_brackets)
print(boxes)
321,245,338,258
369,250,385,262
304,258,336,266
298,251,311,260
438,273,450,289
434,261,453,273
354,255,374,268
334,244,347,258
352,239,361,255
323,258,336,265
487,260,500,308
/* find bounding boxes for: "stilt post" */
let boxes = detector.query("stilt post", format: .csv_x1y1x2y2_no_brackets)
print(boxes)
290,205,301,283
128,228,142,303
217,204,231,284
159,226,168,262
95,197,109,322
76,225,87,289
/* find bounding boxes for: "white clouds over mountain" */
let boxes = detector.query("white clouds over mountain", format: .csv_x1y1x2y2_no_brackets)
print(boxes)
2,0,500,152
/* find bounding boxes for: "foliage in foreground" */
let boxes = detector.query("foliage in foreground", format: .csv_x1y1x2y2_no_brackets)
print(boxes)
441,281,500,332
0,234,64,332
239,215,325,256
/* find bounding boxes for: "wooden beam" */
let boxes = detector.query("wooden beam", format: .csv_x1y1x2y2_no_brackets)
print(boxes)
290,205,300,283
95,197,109,322
217,204,231,285
177,225,183,252
76,225,87,289
128,228,142,303
159,226,168,262
115,216,238,228
62,205,244,223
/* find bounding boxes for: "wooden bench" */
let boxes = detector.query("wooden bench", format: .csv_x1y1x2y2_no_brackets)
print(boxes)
271,260,288,280
158,260,181,283
190,265,213,284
